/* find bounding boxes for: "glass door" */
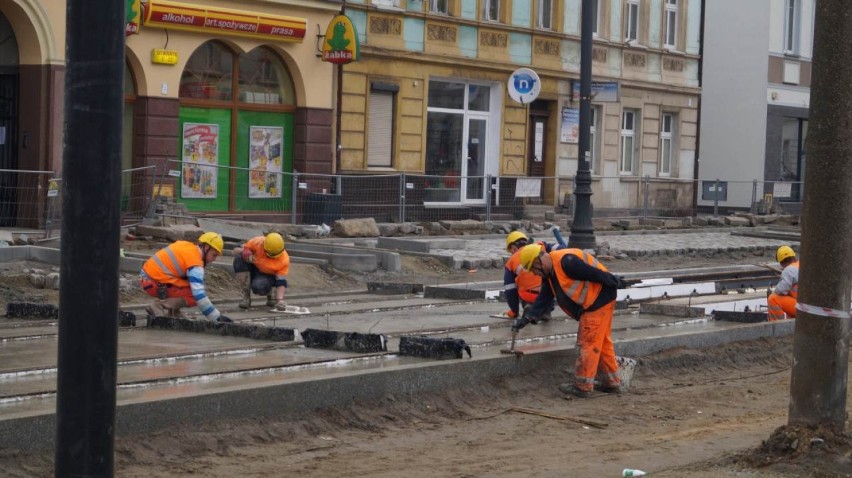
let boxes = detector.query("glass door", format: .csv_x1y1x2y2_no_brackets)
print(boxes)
464,117,487,202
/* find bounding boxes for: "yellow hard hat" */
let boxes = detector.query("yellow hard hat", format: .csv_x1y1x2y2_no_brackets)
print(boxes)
198,232,224,254
505,231,529,252
518,244,544,271
263,232,285,258
776,245,796,263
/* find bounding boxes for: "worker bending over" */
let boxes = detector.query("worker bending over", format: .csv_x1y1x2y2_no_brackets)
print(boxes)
141,232,232,322
503,231,558,319
514,244,625,398
233,232,290,311
767,245,799,321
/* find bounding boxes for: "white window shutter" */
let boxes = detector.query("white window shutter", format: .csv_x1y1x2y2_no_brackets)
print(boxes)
368,91,393,167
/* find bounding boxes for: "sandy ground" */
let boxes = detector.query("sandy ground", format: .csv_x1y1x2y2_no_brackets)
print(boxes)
6,238,848,477
4,336,850,477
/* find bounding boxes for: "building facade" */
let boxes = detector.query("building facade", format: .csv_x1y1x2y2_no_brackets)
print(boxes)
340,0,702,214
0,0,338,225
699,0,813,211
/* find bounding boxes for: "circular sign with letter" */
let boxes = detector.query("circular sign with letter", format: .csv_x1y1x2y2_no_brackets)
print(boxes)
507,68,541,104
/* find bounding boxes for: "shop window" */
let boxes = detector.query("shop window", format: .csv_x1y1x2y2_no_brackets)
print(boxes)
591,0,600,36
373,0,402,7
368,83,398,167
784,0,798,54
123,62,137,198
180,42,234,101
589,106,601,174
620,109,638,174
238,47,295,105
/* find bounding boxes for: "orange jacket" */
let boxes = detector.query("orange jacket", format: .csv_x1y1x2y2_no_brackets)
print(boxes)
550,248,609,311
142,240,204,287
505,250,543,295
244,236,290,277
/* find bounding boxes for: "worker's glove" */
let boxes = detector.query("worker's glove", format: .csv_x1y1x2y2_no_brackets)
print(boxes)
273,300,288,312
217,315,233,323
240,248,253,263
616,276,628,289
511,316,529,332
504,310,518,319
603,273,627,289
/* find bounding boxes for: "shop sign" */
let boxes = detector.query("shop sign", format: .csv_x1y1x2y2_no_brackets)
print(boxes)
571,81,620,103
507,68,541,104
126,0,142,36
322,15,360,64
144,0,306,43
152,49,179,65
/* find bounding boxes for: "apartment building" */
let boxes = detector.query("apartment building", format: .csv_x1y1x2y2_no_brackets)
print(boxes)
340,0,702,214
699,0,813,211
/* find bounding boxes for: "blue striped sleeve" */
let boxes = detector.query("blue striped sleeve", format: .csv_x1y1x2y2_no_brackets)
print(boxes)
188,266,221,321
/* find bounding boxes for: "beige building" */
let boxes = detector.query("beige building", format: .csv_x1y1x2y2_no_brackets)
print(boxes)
339,0,702,214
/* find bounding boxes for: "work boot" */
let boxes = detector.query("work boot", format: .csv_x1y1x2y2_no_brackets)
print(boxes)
266,294,276,307
161,297,188,318
558,383,591,398
145,300,168,318
595,383,623,394
236,272,251,309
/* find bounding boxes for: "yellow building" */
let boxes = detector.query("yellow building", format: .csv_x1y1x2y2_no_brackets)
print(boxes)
0,0,338,224
339,0,702,213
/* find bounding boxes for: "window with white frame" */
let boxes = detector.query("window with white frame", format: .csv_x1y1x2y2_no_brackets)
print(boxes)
430,0,448,14
591,0,600,36
589,106,601,174
620,109,638,174
664,0,678,48
368,86,397,167
659,113,675,175
372,0,402,7
625,0,639,42
784,0,798,54
537,0,553,29
483,0,500,21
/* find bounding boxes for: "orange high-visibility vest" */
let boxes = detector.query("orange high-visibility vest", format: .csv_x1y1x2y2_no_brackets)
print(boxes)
550,248,609,310
142,241,203,286
506,250,543,294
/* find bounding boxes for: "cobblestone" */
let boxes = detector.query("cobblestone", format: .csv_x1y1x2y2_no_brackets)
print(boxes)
427,230,798,269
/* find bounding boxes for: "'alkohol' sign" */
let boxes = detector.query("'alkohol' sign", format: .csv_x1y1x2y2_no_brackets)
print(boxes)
322,15,360,65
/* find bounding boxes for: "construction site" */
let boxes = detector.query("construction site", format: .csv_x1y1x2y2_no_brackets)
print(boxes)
2,216,848,477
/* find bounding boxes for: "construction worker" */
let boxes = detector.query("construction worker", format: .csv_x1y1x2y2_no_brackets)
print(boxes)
233,232,290,311
140,232,232,322
513,244,625,398
503,231,556,319
767,245,799,321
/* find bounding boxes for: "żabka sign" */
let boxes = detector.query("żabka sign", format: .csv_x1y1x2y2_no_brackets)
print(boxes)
144,0,306,43
321,15,360,64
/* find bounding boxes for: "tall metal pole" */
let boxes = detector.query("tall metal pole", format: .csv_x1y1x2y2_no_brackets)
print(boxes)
568,0,597,249
56,0,123,475
787,0,852,431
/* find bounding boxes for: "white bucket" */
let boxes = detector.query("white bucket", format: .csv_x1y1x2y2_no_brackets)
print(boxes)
615,356,637,390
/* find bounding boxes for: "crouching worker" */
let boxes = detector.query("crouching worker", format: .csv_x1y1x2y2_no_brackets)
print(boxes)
233,232,290,311
140,232,232,323
503,231,557,320
767,245,799,321
513,244,626,398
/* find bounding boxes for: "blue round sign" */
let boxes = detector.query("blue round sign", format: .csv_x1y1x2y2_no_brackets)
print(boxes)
507,68,541,104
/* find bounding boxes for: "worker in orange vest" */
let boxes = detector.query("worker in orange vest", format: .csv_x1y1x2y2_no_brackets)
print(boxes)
140,231,232,322
502,231,558,319
767,245,799,321
233,232,290,311
514,244,626,398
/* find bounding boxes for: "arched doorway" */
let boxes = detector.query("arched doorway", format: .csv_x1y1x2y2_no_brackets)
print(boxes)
0,11,19,226
178,41,296,214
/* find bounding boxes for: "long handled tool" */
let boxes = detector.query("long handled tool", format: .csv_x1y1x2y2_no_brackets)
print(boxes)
510,407,609,429
500,329,521,355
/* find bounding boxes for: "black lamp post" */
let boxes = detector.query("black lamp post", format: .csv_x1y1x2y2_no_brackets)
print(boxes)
568,0,597,249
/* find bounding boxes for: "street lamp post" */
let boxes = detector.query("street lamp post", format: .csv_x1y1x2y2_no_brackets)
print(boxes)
569,0,597,250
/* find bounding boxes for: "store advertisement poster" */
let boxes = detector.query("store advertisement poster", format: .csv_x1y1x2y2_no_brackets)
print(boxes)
182,123,219,198
561,107,579,144
249,126,284,198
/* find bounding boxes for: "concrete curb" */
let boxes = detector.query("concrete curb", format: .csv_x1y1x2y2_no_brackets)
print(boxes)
0,319,795,451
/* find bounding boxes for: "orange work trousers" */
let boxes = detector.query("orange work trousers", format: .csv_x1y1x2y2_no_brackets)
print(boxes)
141,279,198,306
574,301,620,392
767,293,796,321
